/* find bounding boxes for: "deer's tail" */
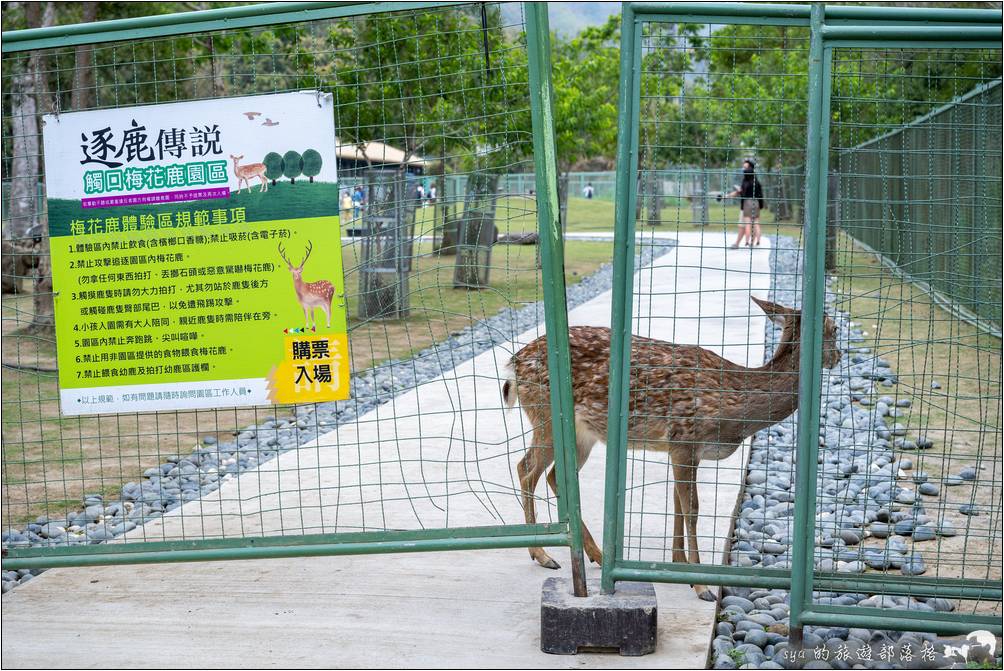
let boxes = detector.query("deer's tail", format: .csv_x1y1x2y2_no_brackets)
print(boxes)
502,362,518,410
502,379,518,410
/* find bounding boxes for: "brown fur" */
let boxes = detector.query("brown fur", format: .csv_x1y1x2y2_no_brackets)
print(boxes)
506,296,840,598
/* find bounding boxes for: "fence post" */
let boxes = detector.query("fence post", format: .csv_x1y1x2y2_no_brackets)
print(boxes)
790,2,832,651
525,1,587,598
601,2,641,595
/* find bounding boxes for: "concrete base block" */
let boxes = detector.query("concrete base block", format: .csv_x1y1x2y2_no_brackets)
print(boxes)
540,577,657,656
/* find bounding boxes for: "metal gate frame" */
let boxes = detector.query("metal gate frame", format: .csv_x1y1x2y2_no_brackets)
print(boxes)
1,1,589,597
603,1,1002,637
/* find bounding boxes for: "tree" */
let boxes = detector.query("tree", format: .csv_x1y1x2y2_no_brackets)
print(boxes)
263,152,284,186
550,16,621,225
282,150,302,184
301,149,322,183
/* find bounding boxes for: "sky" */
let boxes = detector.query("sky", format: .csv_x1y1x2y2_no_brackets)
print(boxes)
501,2,621,36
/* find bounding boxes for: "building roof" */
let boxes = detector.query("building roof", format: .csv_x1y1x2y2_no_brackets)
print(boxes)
335,139,431,167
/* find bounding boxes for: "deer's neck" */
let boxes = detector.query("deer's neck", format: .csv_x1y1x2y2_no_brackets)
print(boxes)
722,326,803,438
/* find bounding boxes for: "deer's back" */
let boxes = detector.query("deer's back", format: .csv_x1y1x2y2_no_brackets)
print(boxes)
510,326,745,442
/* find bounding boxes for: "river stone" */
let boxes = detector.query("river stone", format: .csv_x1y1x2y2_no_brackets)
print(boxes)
744,629,769,648
937,521,957,537
959,466,977,481
901,555,926,575
839,530,863,546
722,596,755,613
868,523,890,538
918,482,939,496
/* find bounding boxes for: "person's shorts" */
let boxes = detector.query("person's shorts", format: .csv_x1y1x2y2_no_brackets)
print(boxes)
742,200,761,218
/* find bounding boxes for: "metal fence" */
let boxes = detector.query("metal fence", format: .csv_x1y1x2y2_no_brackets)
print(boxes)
603,0,1002,644
838,79,1003,336
1,1,589,593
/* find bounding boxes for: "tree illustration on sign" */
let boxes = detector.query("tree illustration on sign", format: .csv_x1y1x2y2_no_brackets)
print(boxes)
283,150,303,184
301,149,322,183
263,152,284,186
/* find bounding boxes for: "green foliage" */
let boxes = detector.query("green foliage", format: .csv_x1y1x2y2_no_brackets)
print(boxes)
301,149,322,182
263,152,284,184
551,15,621,172
323,7,529,174
282,150,302,183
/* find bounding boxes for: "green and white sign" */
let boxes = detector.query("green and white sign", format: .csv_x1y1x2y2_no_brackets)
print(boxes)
42,92,350,415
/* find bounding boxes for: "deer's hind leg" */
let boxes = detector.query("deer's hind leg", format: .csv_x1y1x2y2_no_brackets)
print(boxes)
517,432,559,569
545,465,603,565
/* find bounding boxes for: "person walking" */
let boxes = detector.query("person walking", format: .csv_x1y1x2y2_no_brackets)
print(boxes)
340,190,353,223
351,185,364,220
720,159,765,248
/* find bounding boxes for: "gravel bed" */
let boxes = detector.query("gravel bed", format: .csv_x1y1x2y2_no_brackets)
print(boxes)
1,239,676,594
709,237,996,670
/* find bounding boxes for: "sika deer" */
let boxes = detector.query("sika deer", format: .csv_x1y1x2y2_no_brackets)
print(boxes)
278,241,335,331
503,296,840,601
230,154,268,194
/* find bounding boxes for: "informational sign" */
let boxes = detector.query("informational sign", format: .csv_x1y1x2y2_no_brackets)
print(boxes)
42,92,349,415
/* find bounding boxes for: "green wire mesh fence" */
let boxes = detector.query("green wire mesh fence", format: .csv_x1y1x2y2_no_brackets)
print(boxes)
611,13,812,592
827,47,1002,623
1,2,586,569
838,78,1002,336
603,2,1002,640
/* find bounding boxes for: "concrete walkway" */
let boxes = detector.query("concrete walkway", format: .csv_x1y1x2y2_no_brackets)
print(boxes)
2,231,773,669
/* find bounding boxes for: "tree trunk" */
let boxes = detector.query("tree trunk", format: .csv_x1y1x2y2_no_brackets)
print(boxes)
25,2,57,330
557,170,569,233
71,3,98,110
5,70,40,243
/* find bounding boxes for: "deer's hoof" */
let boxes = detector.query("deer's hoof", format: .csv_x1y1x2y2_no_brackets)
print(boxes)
535,556,561,570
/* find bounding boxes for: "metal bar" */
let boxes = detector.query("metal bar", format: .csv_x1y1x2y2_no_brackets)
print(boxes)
2,523,567,560
789,3,829,644
600,2,642,596
821,24,1002,41
627,2,1000,24
626,3,810,20
799,606,1004,637
822,39,1001,50
825,5,1001,24
611,566,793,591
1,532,571,570
613,562,1003,601
633,12,807,27
1,1,469,52
525,0,587,598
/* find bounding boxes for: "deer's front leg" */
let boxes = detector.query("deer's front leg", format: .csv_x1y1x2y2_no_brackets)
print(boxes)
302,306,310,330
673,459,716,602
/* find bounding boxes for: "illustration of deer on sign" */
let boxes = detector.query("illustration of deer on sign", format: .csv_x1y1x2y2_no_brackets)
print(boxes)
278,241,335,331
230,154,269,193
